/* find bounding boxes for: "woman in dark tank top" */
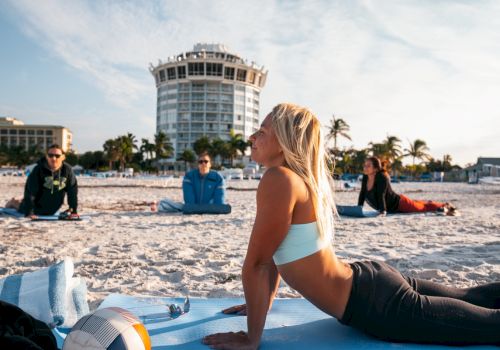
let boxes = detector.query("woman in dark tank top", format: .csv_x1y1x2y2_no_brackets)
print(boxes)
358,157,456,216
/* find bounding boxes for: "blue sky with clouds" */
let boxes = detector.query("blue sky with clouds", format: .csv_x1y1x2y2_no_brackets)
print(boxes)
1,0,499,166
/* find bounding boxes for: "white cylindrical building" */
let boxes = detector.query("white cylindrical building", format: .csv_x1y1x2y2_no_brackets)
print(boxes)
150,43,267,168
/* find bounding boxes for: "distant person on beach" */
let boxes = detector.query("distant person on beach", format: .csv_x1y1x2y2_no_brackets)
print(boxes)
5,144,79,219
203,103,500,349
151,152,227,212
358,156,456,216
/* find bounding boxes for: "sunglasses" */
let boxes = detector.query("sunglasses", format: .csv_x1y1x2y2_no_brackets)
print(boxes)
198,160,209,164
47,153,63,159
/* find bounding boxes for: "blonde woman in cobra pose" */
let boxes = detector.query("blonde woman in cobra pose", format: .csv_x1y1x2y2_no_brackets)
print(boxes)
203,103,500,349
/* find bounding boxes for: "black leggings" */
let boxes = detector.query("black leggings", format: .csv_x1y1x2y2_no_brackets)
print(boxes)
339,260,500,345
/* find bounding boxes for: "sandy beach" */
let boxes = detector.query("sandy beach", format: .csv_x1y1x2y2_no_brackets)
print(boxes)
1,176,499,310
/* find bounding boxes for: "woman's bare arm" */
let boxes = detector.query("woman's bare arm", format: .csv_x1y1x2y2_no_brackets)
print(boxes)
243,167,295,346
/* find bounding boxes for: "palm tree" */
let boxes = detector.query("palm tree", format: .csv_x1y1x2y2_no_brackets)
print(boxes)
383,135,402,163
226,129,248,166
116,134,136,171
154,131,174,161
177,149,196,171
352,149,369,174
404,139,431,167
140,138,155,164
210,137,227,166
125,132,138,151
404,139,431,178
368,142,389,159
326,115,352,156
193,136,212,156
442,154,453,172
103,138,120,170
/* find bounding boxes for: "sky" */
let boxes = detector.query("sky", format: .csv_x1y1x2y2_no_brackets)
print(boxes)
1,0,499,166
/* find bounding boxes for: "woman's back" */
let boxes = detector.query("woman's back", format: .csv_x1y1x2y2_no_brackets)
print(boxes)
258,166,353,318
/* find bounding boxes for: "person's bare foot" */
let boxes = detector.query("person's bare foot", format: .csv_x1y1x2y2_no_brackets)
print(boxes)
150,201,157,212
444,203,457,216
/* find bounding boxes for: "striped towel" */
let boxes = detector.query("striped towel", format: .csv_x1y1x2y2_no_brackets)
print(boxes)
0,258,89,328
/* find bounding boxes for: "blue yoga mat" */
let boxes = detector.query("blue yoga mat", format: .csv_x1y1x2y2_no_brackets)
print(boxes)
336,205,379,218
54,294,497,349
0,207,25,218
0,208,88,221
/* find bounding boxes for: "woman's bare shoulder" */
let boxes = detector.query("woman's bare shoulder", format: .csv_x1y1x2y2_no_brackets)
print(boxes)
260,166,302,186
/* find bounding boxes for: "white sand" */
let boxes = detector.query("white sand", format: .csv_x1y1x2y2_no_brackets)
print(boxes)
1,176,499,310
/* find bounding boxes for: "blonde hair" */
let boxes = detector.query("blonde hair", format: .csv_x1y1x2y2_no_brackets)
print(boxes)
270,103,335,241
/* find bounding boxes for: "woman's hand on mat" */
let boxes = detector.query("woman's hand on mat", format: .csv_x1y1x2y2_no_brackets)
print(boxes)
202,331,257,350
222,304,247,315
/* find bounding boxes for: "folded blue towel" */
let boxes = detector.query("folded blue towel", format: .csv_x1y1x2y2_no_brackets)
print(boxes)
0,259,89,328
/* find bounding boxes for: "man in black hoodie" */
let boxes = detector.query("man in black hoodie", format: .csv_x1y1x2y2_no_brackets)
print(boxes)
5,144,79,219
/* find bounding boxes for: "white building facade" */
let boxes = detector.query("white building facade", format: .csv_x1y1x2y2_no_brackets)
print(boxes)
150,43,267,162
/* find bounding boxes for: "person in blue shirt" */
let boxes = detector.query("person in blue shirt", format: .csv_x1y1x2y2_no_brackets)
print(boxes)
151,152,228,213
182,152,226,205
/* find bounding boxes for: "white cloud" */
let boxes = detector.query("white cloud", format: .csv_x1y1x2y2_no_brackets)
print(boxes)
5,0,500,164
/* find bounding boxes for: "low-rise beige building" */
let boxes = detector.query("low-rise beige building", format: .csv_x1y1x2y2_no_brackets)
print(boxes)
0,117,73,153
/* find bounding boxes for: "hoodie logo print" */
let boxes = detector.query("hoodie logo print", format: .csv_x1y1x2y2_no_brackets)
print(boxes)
43,176,67,191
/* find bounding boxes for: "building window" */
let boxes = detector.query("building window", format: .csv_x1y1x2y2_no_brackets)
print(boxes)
208,93,219,101
192,82,205,91
177,66,187,79
191,103,204,111
207,82,219,92
178,92,190,101
46,130,53,135
248,71,255,84
206,63,223,76
167,67,176,80
237,115,242,121
224,67,235,80
9,129,17,135
192,92,204,101
221,84,233,93
18,129,26,135
159,69,166,82
206,103,218,112
188,62,205,76
236,69,247,82
206,113,218,122
0,129,7,134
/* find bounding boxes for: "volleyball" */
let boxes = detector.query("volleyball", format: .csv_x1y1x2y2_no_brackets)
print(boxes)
63,307,151,350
